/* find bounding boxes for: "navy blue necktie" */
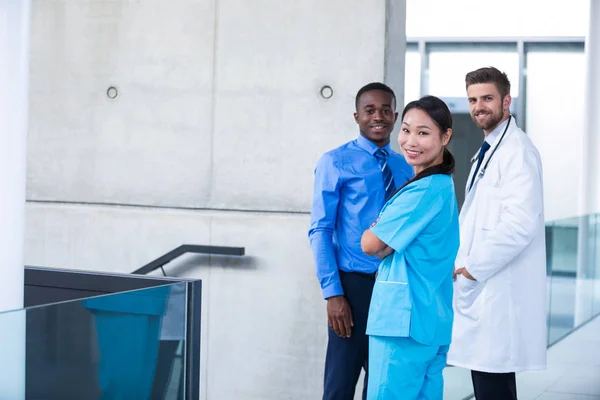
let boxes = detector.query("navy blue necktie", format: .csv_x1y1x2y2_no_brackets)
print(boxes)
374,149,396,200
469,141,491,191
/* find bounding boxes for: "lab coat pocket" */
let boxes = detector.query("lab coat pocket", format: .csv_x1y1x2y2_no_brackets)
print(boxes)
366,281,411,337
455,276,485,320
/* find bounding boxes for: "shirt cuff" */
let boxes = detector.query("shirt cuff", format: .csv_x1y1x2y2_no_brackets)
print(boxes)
322,281,344,299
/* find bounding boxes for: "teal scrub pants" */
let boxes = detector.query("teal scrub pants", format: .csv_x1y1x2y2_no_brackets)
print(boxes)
367,336,449,400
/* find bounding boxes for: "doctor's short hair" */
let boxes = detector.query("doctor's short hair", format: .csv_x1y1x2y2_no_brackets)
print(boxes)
465,67,511,99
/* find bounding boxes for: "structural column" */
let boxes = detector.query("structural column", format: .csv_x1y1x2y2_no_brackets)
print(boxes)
0,0,30,398
0,0,28,311
580,0,600,215
575,1,600,326
384,0,406,153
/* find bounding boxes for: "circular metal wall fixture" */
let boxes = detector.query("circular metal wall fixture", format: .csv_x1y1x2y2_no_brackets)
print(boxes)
320,85,333,99
106,86,118,99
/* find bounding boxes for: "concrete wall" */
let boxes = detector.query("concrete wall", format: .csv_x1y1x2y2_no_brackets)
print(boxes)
26,0,406,398
25,203,324,399
28,0,402,212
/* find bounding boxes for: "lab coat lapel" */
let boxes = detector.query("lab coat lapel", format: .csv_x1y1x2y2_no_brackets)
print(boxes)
465,117,514,197
464,151,480,200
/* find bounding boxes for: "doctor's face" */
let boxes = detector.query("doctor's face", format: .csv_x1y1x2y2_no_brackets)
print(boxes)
399,108,451,174
467,83,511,133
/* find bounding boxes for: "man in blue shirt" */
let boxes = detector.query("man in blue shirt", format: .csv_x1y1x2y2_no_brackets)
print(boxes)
309,82,413,399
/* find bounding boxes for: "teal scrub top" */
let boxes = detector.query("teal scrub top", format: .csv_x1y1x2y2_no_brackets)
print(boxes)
366,174,459,346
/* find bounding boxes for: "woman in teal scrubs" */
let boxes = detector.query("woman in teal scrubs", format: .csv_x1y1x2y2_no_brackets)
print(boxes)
361,95,459,399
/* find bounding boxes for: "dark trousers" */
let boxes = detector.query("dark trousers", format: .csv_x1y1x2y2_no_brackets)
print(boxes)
471,370,517,400
323,271,375,400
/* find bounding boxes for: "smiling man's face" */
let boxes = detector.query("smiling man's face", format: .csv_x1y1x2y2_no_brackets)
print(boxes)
467,82,511,135
354,90,398,147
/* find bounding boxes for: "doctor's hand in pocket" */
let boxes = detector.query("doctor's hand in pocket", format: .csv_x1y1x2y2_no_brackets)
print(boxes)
327,295,354,338
453,266,476,281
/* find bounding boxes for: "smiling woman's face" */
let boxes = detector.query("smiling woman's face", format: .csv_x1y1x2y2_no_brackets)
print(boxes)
399,108,451,174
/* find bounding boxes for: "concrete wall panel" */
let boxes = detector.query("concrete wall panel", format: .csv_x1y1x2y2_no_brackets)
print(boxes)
28,0,216,207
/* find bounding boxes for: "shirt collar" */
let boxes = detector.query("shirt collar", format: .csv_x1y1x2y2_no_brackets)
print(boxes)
484,116,510,146
355,134,392,155
470,116,511,162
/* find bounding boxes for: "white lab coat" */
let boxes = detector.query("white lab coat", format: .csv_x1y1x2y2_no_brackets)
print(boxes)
447,118,547,373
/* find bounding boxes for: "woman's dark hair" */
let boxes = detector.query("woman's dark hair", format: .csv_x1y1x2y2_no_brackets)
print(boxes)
393,95,456,195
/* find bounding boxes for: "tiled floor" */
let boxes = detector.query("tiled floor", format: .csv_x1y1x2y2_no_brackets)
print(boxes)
443,315,600,400
516,315,600,400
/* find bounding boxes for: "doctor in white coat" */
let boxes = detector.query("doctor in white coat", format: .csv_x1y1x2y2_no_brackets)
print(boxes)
448,67,547,400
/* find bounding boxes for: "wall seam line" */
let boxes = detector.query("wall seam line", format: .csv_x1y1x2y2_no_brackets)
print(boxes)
208,0,220,207
26,199,311,216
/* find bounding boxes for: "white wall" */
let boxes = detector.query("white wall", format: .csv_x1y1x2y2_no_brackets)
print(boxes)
526,51,586,221
25,0,406,399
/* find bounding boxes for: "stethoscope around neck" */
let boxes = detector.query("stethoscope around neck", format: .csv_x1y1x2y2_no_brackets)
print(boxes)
476,115,512,179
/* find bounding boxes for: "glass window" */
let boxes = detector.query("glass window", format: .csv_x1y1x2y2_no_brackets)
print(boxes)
406,0,589,38
404,51,421,105
428,51,520,98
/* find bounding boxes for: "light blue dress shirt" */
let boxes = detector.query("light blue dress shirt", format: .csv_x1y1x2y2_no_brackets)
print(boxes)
366,174,460,346
308,135,413,299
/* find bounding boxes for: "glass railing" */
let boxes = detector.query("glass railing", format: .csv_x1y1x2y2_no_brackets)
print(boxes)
443,365,474,399
0,281,198,399
546,214,600,346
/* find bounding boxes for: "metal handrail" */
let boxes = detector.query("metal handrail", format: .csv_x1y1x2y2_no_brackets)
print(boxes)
131,244,245,275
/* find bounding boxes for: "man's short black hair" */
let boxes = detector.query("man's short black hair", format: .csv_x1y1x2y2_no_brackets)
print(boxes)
355,82,397,111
